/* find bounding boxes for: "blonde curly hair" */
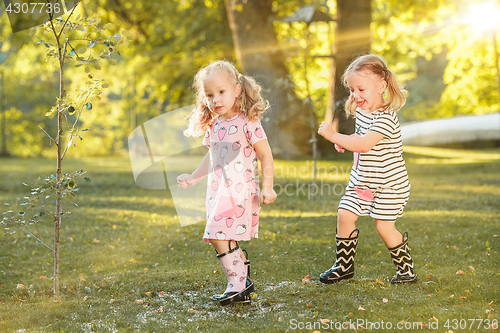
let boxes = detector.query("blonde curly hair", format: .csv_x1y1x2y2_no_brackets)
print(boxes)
184,60,269,137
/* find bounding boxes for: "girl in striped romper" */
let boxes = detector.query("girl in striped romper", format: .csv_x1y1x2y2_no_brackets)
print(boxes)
317,54,416,284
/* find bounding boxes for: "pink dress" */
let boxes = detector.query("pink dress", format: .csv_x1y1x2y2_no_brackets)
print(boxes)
202,113,267,242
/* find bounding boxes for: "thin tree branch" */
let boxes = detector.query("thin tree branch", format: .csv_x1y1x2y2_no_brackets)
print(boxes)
15,225,54,253
61,86,94,160
34,220,44,244
63,112,70,128
39,125,56,143
61,37,68,73
57,2,78,40
48,2,57,43
66,39,83,61
28,203,45,244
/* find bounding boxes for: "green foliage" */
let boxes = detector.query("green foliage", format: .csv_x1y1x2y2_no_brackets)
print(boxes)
1,3,127,296
0,6,123,156
440,26,500,115
0,14,59,156
1,170,89,249
275,21,333,121
273,1,334,121
85,0,234,114
2,0,500,157
31,11,125,153
1,107,45,156
373,0,500,120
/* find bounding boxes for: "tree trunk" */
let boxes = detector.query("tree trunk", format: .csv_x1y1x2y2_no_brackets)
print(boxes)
325,0,371,135
52,32,69,298
54,42,65,298
225,0,312,158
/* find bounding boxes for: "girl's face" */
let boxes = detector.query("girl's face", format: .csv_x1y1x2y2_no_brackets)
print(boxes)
203,73,241,120
346,71,386,112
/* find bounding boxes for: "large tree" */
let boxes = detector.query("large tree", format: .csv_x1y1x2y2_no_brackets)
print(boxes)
225,0,313,157
325,0,371,134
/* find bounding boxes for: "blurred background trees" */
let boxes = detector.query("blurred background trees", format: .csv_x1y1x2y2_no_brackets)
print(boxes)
0,0,499,157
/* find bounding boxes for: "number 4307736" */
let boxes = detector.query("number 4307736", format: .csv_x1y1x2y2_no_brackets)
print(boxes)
6,2,61,14
444,319,498,330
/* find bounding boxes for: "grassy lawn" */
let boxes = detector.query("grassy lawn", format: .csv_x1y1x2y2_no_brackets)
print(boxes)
0,146,499,332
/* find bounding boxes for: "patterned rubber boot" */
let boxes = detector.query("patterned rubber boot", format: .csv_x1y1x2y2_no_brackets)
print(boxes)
320,229,359,284
388,231,417,284
215,243,253,306
210,248,253,303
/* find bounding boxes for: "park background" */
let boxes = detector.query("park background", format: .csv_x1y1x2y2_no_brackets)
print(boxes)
0,0,499,332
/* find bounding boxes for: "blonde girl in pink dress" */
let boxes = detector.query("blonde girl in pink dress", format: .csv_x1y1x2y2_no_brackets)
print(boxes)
177,61,277,306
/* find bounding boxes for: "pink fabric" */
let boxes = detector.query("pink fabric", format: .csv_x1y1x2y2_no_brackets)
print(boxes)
202,113,266,242
354,186,374,201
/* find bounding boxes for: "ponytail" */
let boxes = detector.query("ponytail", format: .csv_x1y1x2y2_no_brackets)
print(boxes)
238,75,269,121
342,54,407,116
384,69,406,112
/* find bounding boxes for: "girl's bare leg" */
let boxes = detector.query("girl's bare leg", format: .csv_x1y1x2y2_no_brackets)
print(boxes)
337,208,359,237
374,219,403,248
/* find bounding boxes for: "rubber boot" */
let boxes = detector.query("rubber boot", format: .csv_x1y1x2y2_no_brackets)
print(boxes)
388,231,417,284
320,229,359,284
214,242,254,306
210,248,253,303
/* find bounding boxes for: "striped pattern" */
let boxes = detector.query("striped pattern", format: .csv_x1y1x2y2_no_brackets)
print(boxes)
320,231,359,283
339,108,410,222
330,237,358,274
388,232,416,283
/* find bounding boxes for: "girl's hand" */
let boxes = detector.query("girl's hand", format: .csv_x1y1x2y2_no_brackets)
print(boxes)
318,121,335,141
177,173,197,189
335,144,345,153
260,187,277,205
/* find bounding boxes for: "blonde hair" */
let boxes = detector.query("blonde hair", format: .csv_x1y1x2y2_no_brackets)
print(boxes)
342,54,407,116
184,60,269,137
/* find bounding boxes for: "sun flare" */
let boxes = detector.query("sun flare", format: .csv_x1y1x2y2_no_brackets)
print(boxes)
468,2,500,31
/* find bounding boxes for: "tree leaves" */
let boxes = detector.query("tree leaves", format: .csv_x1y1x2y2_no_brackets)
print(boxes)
2,169,89,247
35,40,54,48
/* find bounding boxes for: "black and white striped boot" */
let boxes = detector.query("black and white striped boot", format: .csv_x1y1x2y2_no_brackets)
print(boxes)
320,229,359,284
388,231,417,284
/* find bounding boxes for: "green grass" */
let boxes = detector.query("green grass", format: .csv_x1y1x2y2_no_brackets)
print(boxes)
0,147,499,332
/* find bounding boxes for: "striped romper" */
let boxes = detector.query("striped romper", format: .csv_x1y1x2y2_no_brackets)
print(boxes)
338,108,411,222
